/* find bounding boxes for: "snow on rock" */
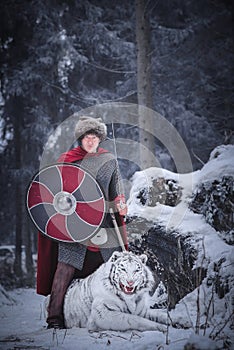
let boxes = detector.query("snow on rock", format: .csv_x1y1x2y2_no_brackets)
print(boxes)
127,145,234,229
126,145,234,349
127,164,198,231
197,145,234,183
127,144,234,246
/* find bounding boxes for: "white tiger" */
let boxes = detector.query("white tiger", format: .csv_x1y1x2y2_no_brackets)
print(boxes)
63,251,189,332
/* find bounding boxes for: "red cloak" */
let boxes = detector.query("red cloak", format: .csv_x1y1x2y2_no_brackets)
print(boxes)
36,146,128,296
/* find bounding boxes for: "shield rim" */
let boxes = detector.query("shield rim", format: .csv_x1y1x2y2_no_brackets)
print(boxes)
26,162,107,243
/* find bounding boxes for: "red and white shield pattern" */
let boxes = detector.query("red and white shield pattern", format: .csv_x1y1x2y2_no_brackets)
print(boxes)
26,163,106,242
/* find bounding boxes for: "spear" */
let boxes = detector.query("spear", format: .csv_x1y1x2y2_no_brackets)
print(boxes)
110,122,127,251
109,208,126,251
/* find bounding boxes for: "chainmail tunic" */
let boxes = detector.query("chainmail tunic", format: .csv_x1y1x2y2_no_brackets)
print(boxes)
58,152,124,269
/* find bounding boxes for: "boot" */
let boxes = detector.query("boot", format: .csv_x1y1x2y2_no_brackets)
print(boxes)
47,262,75,329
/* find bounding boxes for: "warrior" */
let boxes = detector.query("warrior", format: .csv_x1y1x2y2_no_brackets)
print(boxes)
36,116,128,329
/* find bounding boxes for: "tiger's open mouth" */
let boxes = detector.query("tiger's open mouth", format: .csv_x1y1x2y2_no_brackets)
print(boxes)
120,283,136,294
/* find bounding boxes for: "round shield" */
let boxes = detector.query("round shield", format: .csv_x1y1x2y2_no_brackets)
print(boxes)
26,163,106,243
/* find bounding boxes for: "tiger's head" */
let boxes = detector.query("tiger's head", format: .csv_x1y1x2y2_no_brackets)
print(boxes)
109,251,155,296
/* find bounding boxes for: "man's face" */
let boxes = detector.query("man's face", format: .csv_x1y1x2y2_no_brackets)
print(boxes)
81,134,100,153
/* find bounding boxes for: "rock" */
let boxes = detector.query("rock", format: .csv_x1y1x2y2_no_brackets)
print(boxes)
190,176,234,244
128,217,206,308
136,177,183,207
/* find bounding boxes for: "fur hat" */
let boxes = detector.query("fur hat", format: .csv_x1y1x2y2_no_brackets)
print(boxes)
75,116,107,142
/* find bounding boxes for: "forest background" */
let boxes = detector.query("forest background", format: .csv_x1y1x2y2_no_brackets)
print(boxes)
0,0,233,288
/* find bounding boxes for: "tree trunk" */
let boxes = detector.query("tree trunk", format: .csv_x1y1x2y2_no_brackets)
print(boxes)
135,0,155,169
25,217,35,287
13,98,23,281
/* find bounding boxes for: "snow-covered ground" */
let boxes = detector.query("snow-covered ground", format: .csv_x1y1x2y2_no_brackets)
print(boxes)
0,287,226,350
0,145,233,350
1,280,233,350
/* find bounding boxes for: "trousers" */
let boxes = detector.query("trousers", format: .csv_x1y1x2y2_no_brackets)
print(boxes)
46,249,104,327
